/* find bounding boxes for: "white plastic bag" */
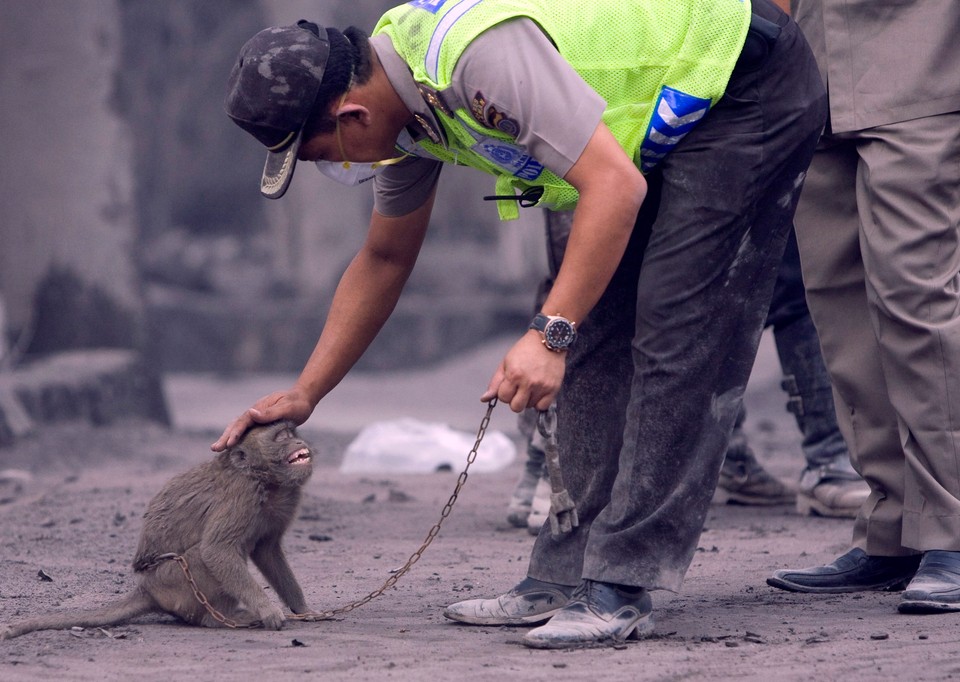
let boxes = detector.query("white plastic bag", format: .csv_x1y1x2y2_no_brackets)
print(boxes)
340,417,516,473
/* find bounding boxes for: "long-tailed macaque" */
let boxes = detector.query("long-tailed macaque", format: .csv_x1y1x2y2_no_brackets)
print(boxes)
2,420,315,639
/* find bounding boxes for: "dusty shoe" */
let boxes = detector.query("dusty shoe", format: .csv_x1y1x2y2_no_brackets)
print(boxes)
796,461,869,518
443,576,574,626
768,548,921,593
713,445,795,506
526,476,551,535
899,551,960,613
523,580,654,649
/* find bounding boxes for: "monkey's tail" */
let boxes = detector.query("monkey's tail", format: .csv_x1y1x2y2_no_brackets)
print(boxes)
0,588,156,640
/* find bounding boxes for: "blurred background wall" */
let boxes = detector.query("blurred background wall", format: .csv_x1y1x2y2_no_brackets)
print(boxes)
0,0,547,374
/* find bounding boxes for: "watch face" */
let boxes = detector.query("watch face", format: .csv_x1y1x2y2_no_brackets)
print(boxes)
544,319,575,350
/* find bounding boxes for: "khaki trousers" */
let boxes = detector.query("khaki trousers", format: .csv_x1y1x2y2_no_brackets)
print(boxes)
794,112,960,555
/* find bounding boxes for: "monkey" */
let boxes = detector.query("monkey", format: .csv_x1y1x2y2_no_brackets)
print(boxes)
1,420,316,639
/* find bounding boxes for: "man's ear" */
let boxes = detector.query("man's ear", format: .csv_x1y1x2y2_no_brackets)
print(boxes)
336,102,372,126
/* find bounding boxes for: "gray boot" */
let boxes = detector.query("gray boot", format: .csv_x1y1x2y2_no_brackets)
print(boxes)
713,403,795,506
796,457,869,518
774,315,868,518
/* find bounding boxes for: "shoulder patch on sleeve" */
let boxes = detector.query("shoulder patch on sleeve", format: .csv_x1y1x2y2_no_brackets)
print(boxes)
470,91,488,125
470,91,520,137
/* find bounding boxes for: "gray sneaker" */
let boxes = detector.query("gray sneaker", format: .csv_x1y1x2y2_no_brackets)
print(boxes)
713,445,795,506
523,580,654,649
443,577,575,626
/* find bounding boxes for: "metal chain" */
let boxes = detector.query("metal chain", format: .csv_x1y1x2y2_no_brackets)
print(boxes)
290,397,497,621
154,399,498,627
145,553,246,628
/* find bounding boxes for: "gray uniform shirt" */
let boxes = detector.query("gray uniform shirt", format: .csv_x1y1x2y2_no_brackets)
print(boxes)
792,0,960,133
371,19,606,217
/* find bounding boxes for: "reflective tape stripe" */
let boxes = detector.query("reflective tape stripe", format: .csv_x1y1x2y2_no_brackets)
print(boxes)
638,87,710,172
425,0,484,82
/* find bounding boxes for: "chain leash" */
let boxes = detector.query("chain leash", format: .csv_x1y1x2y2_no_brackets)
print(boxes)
144,553,246,628
154,399,498,627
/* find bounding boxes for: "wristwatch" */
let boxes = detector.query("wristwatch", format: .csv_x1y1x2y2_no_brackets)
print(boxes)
529,313,577,352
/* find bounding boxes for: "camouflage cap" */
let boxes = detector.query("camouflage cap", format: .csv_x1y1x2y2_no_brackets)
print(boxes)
225,21,330,199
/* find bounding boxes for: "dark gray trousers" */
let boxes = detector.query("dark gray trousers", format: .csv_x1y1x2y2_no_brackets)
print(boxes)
528,3,827,591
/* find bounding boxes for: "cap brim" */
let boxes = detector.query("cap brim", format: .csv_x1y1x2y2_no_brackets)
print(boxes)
260,130,303,199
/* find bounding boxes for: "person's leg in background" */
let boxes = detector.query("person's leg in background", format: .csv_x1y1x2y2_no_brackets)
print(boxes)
770,230,868,517
714,401,795,506
506,406,548,529
714,228,868,515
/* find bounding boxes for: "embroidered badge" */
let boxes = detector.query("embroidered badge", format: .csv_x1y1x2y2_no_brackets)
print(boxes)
470,92,488,126
470,92,520,137
471,137,543,181
485,104,519,137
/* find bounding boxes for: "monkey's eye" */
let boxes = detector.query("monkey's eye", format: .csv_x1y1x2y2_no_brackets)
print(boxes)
274,428,294,442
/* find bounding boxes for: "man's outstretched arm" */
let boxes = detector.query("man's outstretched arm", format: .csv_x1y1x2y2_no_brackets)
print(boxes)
212,188,436,450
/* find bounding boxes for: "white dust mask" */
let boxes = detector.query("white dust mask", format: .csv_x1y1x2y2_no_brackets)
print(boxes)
314,159,392,186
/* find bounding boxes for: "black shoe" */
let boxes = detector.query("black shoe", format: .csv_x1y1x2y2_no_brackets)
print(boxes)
522,579,654,649
899,550,960,613
767,548,921,593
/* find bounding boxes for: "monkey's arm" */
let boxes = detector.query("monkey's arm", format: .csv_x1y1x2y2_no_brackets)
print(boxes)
200,515,286,629
251,539,309,614
212,187,437,450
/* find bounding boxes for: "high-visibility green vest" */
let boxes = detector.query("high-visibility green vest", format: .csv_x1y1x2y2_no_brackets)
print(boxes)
374,0,750,219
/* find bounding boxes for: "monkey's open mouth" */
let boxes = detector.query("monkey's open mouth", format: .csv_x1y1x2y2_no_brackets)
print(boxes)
287,448,311,465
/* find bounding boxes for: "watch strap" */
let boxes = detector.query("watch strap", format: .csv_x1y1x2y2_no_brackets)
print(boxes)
529,312,550,333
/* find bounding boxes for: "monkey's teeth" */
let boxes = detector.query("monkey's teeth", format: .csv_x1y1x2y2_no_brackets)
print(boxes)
288,448,311,464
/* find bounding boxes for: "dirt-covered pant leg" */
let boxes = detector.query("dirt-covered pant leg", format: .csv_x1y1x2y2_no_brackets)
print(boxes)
526,198,654,587
528,13,827,591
